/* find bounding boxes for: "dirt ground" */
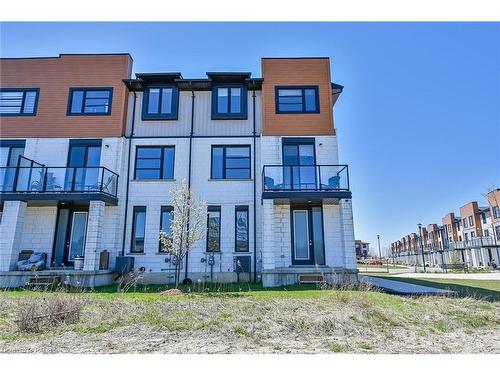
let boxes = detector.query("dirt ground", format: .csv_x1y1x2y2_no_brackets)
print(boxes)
0,290,499,354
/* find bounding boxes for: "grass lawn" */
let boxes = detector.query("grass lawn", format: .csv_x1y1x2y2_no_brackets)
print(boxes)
361,275,500,301
0,283,499,354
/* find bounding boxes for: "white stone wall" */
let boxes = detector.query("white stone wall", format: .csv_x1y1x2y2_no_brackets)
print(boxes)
0,201,27,271
19,207,58,265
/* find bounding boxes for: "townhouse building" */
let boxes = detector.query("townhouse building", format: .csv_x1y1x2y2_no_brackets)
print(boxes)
354,240,369,259
0,54,356,288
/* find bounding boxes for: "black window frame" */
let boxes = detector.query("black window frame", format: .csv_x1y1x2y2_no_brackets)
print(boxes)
211,85,248,120
134,146,175,180
0,88,40,116
210,145,251,180
493,206,500,219
275,86,320,114
131,206,147,254
67,87,113,116
469,215,474,226
206,206,221,253
159,205,174,253
142,85,179,120
235,205,249,252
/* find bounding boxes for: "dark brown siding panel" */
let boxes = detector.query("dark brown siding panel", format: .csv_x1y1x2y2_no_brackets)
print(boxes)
0,54,132,138
261,58,335,136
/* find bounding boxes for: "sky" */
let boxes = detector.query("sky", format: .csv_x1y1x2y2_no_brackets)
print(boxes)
1,22,499,254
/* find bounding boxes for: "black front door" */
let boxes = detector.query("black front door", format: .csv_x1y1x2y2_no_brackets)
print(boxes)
291,206,325,266
282,138,316,190
52,205,89,267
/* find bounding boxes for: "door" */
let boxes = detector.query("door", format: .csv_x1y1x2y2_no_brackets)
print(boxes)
283,140,316,190
291,206,325,266
66,141,101,191
52,207,88,267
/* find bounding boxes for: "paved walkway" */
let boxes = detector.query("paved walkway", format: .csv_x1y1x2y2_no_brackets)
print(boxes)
359,275,455,296
389,272,500,281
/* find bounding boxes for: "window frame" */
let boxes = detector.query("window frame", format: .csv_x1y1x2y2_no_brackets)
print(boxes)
67,87,113,116
134,145,175,180
206,206,221,253
469,215,474,226
210,145,251,180
142,85,179,120
275,86,320,114
211,85,248,120
493,206,500,219
159,205,174,253
234,205,249,253
463,218,468,228
131,206,147,254
0,88,40,117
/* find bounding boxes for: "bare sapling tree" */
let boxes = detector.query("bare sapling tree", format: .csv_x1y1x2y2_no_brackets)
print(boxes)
159,180,207,289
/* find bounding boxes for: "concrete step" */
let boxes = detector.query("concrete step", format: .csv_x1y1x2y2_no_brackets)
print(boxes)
26,276,61,290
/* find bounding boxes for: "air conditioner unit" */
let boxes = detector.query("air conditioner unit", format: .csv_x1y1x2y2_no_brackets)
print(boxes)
233,256,251,273
115,256,134,275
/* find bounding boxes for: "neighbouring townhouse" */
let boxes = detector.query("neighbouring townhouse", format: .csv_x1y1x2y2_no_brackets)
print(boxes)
390,190,500,269
0,54,356,288
354,240,369,259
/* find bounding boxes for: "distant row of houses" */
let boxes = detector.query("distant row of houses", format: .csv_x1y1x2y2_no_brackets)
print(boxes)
390,188,500,269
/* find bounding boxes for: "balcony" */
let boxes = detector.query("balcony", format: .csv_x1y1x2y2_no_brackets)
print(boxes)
0,157,118,205
262,165,351,200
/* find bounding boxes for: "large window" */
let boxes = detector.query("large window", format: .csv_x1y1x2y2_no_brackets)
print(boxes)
159,206,174,253
463,218,468,228
207,206,221,252
142,86,179,120
493,206,500,219
235,206,249,252
134,146,175,180
0,89,39,116
131,206,146,254
212,86,247,119
68,88,112,115
211,145,250,179
468,215,474,226
276,86,319,114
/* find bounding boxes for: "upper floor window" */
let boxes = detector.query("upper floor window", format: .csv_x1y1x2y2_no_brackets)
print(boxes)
212,85,247,119
142,86,179,120
0,140,25,167
131,206,146,254
276,86,319,114
235,206,249,252
207,206,221,252
0,89,39,116
68,88,112,115
159,206,174,253
211,145,251,179
468,215,474,226
463,218,468,228
134,146,175,180
493,206,500,219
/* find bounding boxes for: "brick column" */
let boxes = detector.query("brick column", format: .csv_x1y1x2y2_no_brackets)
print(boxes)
339,199,356,270
261,199,275,270
83,200,105,271
0,201,27,271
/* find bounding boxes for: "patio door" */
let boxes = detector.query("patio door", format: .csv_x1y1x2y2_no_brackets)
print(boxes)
52,206,88,267
66,140,101,191
282,139,316,190
291,206,325,266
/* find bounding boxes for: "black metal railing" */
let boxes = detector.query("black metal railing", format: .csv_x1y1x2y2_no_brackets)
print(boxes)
0,158,118,197
262,164,349,192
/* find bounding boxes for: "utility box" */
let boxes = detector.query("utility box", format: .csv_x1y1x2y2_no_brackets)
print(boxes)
115,256,134,275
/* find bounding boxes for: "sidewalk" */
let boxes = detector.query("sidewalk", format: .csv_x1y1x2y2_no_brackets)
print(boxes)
388,272,500,281
359,275,455,296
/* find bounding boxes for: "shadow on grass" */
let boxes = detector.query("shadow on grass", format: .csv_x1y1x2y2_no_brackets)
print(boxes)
369,276,500,301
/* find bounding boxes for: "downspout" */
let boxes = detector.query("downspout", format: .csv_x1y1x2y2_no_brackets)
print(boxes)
252,89,257,283
121,91,137,256
184,87,195,280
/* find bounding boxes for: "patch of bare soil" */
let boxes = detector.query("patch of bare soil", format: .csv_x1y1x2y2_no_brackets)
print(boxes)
159,289,183,296
0,292,498,354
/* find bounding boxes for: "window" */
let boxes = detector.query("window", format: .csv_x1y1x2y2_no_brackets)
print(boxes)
469,215,474,226
207,206,221,252
142,86,179,120
135,146,175,180
212,86,247,119
0,140,25,192
0,89,39,116
276,86,319,114
68,88,112,115
463,218,468,228
481,212,487,224
235,206,249,252
456,221,461,230
484,229,490,237
495,226,500,239
211,145,250,179
447,224,452,232
159,206,174,253
131,206,146,253
493,206,500,219
471,231,476,238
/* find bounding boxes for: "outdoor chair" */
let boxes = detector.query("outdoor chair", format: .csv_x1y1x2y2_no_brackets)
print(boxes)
321,175,340,190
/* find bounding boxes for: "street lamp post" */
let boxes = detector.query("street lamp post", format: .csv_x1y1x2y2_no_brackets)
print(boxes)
418,223,427,273
377,235,387,272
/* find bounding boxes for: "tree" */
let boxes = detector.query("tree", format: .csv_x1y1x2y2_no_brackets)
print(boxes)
159,180,207,289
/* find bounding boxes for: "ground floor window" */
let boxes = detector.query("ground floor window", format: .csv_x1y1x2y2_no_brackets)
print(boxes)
159,206,173,253
131,206,146,253
207,206,221,252
235,206,249,252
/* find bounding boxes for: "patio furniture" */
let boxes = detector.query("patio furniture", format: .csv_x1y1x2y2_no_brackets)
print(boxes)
17,251,47,271
321,175,340,190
